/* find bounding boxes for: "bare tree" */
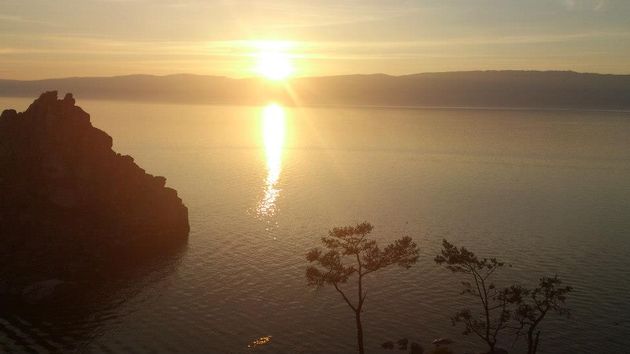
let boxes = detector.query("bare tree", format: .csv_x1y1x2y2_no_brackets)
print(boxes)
512,276,572,354
306,222,419,354
434,239,514,353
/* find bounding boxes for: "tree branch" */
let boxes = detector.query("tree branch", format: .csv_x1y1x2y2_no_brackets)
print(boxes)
332,281,356,312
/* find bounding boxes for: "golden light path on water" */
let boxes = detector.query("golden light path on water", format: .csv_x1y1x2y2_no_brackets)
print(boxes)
257,103,286,218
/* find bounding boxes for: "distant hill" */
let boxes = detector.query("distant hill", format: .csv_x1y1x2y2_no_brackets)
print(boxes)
1,71,629,110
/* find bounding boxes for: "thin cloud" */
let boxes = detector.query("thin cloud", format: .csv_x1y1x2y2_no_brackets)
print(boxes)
4,30,628,59
562,0,608,11
0,14,59,27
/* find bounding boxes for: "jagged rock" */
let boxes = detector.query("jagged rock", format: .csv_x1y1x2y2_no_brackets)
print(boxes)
410,342,424,354
483,350,508,354
381,341,394,349
398,338,409,350
0,91,189,284
432,338,454,346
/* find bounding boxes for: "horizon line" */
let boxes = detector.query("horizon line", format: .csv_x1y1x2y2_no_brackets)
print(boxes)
3,69,630,82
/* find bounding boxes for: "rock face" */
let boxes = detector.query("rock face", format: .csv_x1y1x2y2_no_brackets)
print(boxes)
0,91,189,282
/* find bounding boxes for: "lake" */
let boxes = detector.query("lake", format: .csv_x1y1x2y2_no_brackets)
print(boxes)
1,97,629,353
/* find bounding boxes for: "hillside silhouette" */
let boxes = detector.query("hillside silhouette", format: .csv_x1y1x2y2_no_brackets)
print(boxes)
1,71,629,110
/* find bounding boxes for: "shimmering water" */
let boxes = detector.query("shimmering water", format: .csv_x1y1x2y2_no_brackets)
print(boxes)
1,97,630,353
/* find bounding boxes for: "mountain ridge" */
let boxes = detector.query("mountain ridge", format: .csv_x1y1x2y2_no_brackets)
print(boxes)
1,71,629,110
3,70,630,82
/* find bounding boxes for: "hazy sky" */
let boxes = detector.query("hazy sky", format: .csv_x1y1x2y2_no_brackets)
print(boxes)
1,0,629,79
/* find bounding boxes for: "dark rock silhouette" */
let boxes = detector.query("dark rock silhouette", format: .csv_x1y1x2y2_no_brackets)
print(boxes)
432,338,454,346
0,91,189,289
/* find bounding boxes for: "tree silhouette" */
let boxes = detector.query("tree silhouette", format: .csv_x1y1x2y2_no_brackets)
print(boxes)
306,222,419,354
435,240,573,354
434,239,515,353
512,276,572,354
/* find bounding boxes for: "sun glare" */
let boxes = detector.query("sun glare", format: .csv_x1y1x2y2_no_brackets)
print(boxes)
254,41,295,81
257,103,286,217
262,103,285,184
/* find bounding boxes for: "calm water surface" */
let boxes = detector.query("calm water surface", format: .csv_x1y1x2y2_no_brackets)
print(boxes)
1,97,629,353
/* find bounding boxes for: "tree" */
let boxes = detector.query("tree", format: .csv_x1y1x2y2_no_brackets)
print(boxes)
435,240,573,354
306,222,419,354
434,239,515,353
512,276,572,354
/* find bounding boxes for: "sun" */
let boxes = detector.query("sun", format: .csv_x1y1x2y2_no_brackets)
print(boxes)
254,41,295,81
257,52,293,80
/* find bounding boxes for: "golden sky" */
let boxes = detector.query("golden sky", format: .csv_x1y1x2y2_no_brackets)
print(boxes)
1,0,629,79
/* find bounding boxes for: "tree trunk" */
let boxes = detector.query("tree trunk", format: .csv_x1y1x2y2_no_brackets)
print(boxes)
532,330,540,354
526,328,541,354
355,310,364,354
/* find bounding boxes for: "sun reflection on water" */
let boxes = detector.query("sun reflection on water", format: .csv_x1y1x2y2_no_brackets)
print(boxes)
257,103,286,218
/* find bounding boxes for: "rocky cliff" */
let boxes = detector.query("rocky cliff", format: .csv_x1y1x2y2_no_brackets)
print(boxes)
0,92,189,284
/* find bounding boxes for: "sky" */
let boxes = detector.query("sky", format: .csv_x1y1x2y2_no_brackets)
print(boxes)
1,0,629,79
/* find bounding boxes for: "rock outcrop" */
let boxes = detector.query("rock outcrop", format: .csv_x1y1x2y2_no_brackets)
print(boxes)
0,91,189,284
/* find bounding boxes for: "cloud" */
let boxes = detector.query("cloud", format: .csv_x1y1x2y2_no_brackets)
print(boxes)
0,14,58,26
594,0,608,10
3,29,626,62
0,14,36,23
562,0,608,11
